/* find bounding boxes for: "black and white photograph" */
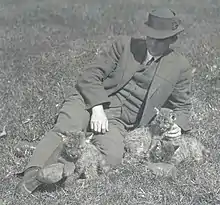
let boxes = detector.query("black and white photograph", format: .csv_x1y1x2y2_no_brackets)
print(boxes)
0,0,219,204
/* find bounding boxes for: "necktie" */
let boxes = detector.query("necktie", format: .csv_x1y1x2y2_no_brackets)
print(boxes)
146,57,154,65
139,57,154,72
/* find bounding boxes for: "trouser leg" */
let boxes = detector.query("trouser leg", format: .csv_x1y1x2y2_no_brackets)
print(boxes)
91,107,127,167
25,91,126,171
25,93,90,170
92,119,126,167
16,91,90,194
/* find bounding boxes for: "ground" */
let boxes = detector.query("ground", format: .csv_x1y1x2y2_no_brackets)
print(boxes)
0,0,219,204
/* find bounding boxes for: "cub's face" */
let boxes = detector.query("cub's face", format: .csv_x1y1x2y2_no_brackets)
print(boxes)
154,108,176,133
62,131,86,162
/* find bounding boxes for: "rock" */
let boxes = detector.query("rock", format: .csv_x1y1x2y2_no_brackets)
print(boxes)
37,163,64,184
57,156,76,177
146,162,177,179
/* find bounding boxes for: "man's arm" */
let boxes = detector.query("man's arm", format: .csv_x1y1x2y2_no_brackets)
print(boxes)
164,58,192,132
76,36,126,110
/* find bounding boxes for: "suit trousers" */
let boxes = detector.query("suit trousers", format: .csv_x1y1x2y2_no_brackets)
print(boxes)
25,91,127,171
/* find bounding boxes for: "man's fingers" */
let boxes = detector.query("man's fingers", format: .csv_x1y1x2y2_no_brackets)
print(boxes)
101,122,106,133
97,122,102,133
101,123,106,133
91,119,108,134
102,120,109,133
91,121,100,132
94,122,98,132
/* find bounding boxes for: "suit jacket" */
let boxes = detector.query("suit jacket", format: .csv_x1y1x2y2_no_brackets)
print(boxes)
76,35,192,131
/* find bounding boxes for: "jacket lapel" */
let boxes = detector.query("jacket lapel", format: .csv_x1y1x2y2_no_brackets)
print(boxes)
107,36,179,127
112,37,148,93
110,37,176,127
147,53,173,100
139,49,179,127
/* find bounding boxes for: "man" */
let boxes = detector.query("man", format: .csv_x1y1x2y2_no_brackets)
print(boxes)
16,8,192,194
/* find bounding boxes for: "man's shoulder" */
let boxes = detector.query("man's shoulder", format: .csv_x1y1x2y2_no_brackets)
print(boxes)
113,35,147,47
165,50,190,68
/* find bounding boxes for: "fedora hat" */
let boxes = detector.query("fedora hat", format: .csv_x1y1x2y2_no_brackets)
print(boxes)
141,8,184,39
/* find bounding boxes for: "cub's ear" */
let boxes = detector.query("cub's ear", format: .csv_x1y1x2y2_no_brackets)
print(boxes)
154,107,160,115
174,145,179,152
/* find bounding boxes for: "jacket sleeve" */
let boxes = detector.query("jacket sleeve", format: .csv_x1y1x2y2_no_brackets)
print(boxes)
75,36,126,110
164,58,192,132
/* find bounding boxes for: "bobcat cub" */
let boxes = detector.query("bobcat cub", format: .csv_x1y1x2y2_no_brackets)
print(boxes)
37,131,110,184
124,107,178,162
124,107,210,178
62,131,110,180
148,107,179,162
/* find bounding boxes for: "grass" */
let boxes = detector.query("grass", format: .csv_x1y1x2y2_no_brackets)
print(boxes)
0,0,219,204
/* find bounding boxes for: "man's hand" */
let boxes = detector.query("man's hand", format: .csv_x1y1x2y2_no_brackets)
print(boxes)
164,123,181,138
91,105,109,134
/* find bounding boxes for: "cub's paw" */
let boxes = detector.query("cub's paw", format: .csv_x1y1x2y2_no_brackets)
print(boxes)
98,159,111,175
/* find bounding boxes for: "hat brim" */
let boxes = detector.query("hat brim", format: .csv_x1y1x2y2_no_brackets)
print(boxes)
140,24,184,39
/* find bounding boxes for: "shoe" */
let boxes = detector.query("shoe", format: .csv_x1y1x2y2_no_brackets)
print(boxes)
15,167,42,196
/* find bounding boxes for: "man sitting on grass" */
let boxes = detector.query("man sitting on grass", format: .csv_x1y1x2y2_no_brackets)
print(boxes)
16,8,192,195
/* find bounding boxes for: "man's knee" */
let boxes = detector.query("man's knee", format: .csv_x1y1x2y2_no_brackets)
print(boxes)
104,150,124,167
92,125,125,167
53,94,90,133
24,130,63,170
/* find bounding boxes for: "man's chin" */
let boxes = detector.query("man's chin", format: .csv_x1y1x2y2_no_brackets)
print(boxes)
148,50,161,57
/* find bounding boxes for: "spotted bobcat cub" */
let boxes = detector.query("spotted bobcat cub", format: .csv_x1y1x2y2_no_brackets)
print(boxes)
124,107,177,162
169,135,210,166
37,131,110,184
124,107,210,178
62,131,110,180
148,133,210,179
148,107,179,162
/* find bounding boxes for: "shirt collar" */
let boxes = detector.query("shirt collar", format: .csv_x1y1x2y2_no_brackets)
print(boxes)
147,50,162,62
142,50,161,65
